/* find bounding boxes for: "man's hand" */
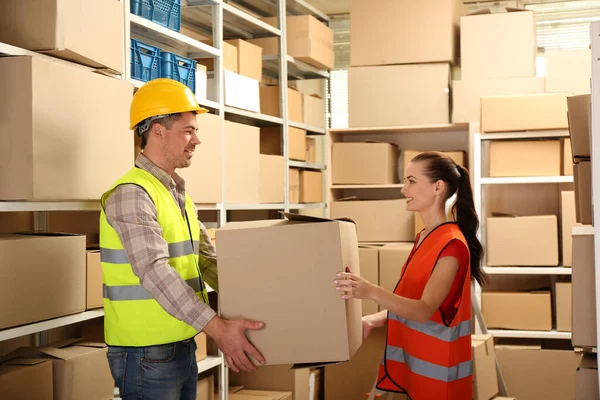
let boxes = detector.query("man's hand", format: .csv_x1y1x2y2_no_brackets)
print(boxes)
203,316,266,373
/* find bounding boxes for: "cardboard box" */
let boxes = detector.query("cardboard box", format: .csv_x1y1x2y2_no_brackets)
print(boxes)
0,358,53,400
567,94,591,159
349,64,450,127
195,64,208,101
481,93,569,133
572,228,596,347
563,138,574,176
486,215,559,266
231,367,310,400
208,70,260,113
488,140,561,177
545,50,591,95
231,390,292,400
195,333,207,362
576,354,599,400
324,327,386,400
260,155,285,203
303,94,325,128
555,282,572,332
197,375,215,400
305,137,317,164
574,161,592,225
403,150,465,177
379,243,413,293
331,199,414,242
260,86,303,123
258,16,334,70
482,291,552,330
0,233,86,330
226,39,263,81
359,247,380,315
472,335,499,400
561,191,581,266
216,213,362,365
495,344,581,400
299,170,323,203
289,169,300,204
225,121,260,204
178,113,223,203
260,127,307,161
452,77,545,123
332,143,399,185
461,9,536,80
0,0,124,72
197,41,238,72
86,250,102,310
350,0,466,67
0,56,133,200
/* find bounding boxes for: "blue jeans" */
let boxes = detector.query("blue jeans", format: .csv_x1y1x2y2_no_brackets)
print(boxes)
107,338,198,400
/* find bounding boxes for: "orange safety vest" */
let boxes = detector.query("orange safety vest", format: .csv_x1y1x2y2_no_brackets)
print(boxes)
376,222,473,400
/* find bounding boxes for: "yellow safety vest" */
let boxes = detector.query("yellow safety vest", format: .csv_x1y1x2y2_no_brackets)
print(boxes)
99,167,209,346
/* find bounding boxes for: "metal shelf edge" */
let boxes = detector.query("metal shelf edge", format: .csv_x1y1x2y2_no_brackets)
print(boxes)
197,356,223,373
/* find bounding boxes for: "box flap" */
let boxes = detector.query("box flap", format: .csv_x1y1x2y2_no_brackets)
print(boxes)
466,7,530,16
229,386,245,394
1,357,48,366
308,93,323,100
73,341,107,349
280,212,356,225
579,353,598,370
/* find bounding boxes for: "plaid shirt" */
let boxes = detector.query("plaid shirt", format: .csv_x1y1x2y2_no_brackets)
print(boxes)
104,153,218,333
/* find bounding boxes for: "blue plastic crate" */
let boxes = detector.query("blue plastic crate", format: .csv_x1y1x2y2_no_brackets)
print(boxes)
161,52,196,93
130,39,162,83
131,0,181,32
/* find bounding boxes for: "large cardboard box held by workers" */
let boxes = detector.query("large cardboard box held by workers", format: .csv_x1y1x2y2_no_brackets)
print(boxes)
0,358,53,400
330,199,415,242
0,233,86,330
567,94,591,159
0,56,133,200
332,142,399,185
224,121,260,204
359,247,380,315
561,191,581,266
259,155,285,203
349,64,450,127
231,366,310,400
178,113,223,203
574,161,592,225
482,291,552,331
481,93,569,133
0,0,124,72
472,335,499,400
261,86,303,123
488,140,561,177
461,8,536,80
452,77,545,123
350,0,466,67
495,343,581,400
545,50,591,95
216,213,362,365
7,339,114,400
576,354,599,400
572,228,596,348
324,327,386,400
486,215,559,266
225,39,263,81
379,243,413,293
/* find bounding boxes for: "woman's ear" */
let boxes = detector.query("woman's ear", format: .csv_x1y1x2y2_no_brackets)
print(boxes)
434,179,445,195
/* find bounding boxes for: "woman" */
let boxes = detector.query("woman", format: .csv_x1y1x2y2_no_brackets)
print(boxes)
334,152,486,400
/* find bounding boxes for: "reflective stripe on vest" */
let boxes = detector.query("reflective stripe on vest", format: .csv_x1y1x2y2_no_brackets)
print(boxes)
385,346,472,382
388,313,471,342
100,167,209,347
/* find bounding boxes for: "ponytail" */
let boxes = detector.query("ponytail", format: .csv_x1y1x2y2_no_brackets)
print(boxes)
455,165,486,286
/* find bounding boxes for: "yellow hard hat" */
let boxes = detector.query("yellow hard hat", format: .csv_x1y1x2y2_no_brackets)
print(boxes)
129,78,208,130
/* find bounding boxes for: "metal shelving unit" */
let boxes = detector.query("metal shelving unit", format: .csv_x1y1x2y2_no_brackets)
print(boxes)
472,130,574,339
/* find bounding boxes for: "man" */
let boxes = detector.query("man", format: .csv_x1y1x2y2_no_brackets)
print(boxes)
100,78,265,400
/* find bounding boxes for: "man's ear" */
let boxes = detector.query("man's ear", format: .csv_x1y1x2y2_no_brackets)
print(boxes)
151,122,163,139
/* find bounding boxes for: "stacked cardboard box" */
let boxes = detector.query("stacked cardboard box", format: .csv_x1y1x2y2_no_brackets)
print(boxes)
454,7,543,124
348,0,466,127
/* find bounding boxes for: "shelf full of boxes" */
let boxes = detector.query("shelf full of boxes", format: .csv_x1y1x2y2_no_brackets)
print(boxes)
0,0,333,398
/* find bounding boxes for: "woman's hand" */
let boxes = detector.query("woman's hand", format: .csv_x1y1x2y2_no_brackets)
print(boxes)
334,268,377,300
